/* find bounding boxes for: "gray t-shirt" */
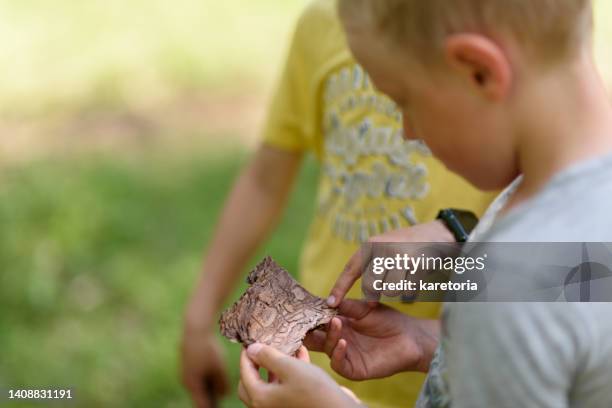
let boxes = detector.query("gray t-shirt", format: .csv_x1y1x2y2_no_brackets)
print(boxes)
417,153,612,408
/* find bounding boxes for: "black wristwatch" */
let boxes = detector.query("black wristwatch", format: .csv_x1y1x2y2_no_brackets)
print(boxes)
437,209,479,243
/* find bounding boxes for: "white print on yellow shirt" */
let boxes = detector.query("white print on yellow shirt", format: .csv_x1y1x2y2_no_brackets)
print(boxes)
317,64,433,243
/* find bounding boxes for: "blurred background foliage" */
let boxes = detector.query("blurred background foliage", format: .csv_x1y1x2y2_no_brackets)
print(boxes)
0,0,610,407
0,153,318,407
1,0,305,111
0,0,313,406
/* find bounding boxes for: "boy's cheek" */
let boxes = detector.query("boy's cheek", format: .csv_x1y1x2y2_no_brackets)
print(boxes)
415,117,461,157
427,133,484,180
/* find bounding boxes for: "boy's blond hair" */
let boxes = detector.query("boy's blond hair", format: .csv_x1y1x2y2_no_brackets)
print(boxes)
338,0,592,66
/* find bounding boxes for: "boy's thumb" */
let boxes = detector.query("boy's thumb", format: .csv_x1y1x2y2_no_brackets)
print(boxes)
247,344,294,377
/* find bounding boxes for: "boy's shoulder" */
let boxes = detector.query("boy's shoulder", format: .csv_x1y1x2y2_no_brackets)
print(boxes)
486,153,612,242
439,302,612,407
294,0,344,50
288,0,352,80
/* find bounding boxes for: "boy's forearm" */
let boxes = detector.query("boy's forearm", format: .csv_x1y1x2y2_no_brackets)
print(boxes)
185,146,303,330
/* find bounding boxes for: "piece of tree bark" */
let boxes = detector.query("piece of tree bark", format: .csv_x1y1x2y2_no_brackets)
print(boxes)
219,256,337,355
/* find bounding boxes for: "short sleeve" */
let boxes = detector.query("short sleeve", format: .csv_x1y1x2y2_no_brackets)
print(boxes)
444,303,589,408
260,3,323,153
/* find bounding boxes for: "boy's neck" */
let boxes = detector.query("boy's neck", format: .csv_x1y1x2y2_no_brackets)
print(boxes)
507,53,612,209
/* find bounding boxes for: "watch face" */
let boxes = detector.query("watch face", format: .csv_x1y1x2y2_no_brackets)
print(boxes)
455,210,479,234
439,209,479,243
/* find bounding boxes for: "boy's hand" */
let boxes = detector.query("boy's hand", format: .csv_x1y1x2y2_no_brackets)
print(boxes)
181,328,229,408
305,300,439,379
327,220,455,307
239,344,360,408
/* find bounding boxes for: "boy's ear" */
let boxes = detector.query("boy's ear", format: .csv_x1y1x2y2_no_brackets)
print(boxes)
444,34,512,100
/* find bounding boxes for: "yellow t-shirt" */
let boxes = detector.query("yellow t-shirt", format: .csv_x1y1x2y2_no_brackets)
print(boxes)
262,1,496,407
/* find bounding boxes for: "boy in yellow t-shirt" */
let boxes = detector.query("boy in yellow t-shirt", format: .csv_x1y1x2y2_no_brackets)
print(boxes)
181,1,495,407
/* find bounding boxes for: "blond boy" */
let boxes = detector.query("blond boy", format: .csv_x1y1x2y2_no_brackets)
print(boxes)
238,1,612,407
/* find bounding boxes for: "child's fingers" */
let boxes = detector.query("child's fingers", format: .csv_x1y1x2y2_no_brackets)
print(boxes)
328,248,368,307
324,317,343,357
246,343,295,380
331,339,351,376
338,299,373,320
238,381,252,407
240,349,269,401
340,386,361,404
296,345,311,363
303,329,326,352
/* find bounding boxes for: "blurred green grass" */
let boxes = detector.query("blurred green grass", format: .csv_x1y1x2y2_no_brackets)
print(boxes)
0,152,319,407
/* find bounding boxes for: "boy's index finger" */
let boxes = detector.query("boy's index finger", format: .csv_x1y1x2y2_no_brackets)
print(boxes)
328,248,368,307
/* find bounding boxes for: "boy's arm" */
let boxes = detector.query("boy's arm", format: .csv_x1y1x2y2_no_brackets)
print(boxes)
181,144,303,408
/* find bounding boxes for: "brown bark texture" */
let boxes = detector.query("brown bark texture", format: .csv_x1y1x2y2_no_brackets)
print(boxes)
219,256,337,355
